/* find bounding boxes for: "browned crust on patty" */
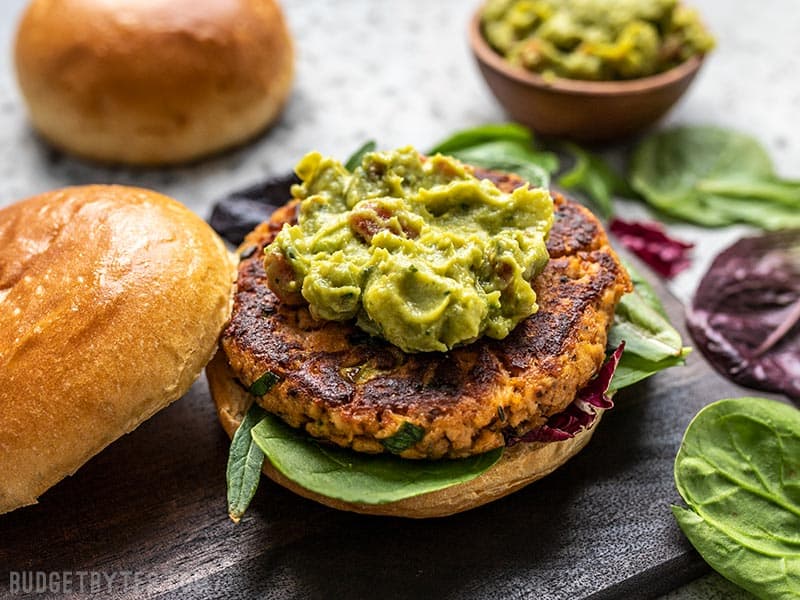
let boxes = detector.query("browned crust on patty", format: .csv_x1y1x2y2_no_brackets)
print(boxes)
221,170,631,459
208,349,606,518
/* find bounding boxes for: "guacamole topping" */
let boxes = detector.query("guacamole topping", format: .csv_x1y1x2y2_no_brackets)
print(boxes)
264,147,553,353
481,0,714,81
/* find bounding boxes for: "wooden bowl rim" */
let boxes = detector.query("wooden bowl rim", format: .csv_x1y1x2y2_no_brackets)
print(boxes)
469,8,704,97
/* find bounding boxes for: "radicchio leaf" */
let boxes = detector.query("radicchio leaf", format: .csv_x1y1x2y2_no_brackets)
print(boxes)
209,172,299,245
609,218,693,278
686,230,800,399
509,342,625,445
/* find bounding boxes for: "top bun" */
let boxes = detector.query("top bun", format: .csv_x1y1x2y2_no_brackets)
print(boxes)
0,185,236,514
14,0,294,166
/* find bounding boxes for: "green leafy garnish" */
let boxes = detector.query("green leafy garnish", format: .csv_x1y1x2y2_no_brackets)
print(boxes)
621,263,669,319
630,126,800,229
673,397,800,599
608,348,691,392
607,263,690,391
428,123,533,154
226,403,268,523
558,142,633,219
429,124,558,188
249,371,279,396
344,140,377,171
608,265,684,363
381,422,426,454
608,296,687,363
250,414,503,505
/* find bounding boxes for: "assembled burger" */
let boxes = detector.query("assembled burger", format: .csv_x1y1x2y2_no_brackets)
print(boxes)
207,147,633,518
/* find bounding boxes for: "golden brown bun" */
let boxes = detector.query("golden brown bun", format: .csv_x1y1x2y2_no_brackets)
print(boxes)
0,185,237,514
14,0,294,166
206,351,601,518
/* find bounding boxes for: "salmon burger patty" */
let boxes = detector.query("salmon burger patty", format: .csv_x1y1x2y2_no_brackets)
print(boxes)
220,169,631,459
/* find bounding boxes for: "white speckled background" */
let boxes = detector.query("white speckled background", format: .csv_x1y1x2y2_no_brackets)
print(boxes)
0,1,796,597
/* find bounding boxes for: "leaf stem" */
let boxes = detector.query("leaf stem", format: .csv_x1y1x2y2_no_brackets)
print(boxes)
751,296,800,357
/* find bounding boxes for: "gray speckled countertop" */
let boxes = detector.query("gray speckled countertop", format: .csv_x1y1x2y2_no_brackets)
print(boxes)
0,1,796,597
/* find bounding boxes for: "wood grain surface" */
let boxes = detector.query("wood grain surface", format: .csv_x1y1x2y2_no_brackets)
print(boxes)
0,263,786,600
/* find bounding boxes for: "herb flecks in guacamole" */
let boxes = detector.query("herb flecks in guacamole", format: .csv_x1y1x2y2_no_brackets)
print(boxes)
482,0,714,81
264,147,553,353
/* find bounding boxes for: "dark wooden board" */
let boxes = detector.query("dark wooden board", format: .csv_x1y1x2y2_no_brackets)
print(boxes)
0,274,786,600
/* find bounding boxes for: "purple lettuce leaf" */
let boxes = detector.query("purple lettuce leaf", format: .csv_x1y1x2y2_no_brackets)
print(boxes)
209,172,299,245
609,218,693,278
509,342,625,445
686,229,800,399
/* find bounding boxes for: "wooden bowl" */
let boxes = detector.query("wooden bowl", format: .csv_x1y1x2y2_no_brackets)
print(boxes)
469,10,704,142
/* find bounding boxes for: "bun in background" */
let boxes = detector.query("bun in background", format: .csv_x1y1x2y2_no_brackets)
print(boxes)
14,0,294,165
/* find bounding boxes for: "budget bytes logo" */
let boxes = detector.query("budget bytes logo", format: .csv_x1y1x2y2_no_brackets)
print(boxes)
8,571,147,595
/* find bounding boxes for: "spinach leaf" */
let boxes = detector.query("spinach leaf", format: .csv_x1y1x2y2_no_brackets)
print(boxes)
251,414,503,505
695,194,800,230
227,403,268,523
607,263,684,362
608,294,685,363
607,261,689,390
608,348,691,392
630,126,800,229
558,143,633,219
673,397,800,599
697,176,800,206
344,140,377,171
624,262,668,318
631,126,774,201
447,140,557,188
429,123,533,154
429,124,558,188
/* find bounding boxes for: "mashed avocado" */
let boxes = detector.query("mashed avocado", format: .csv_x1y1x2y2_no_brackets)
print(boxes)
264,147,553,353
482,0,714,81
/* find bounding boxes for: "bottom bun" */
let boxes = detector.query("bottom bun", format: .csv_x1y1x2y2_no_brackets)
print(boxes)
206,351,602,518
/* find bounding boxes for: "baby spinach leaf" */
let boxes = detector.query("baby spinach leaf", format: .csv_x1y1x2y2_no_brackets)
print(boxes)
251,414,503,505
429,124,558,188
608,348,690,392
558,143,633,219
631,126,774,201
673,397,800,599
447,139,558,173
623,261,669,318
429,123,533,155
446,140,557,188
608,287,683,362
607,261,689,390
696,194,800,230
345,140,377,171
227,403,268,523
630,126,800,229
697,176,800,206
